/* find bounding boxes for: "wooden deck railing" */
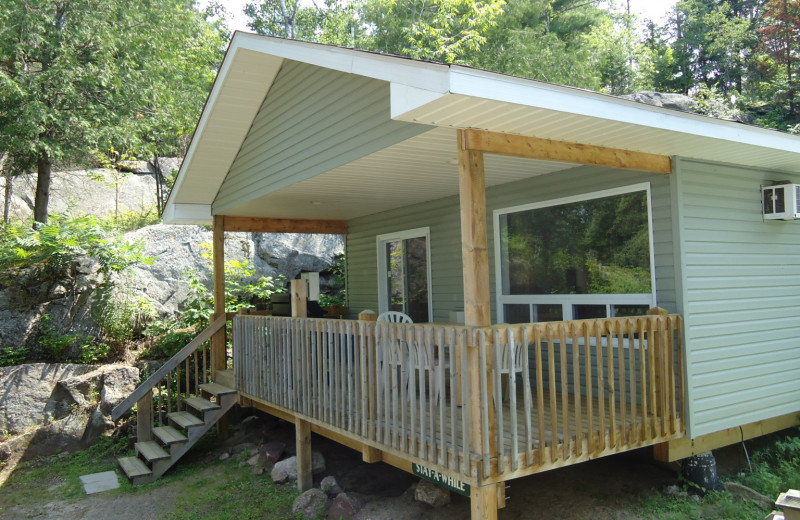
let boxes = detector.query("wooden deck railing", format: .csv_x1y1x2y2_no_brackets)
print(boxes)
233,314,684,482
112,315,226,436
480,314,684,478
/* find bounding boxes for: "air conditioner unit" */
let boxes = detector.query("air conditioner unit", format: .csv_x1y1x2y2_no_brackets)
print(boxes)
762,184,800,220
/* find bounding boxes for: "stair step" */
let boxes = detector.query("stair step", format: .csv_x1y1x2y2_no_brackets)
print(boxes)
118,456,152,480
168,411,205,429
184,396,220,413
136,440,171,462
199,382,237,397
153,425,188,445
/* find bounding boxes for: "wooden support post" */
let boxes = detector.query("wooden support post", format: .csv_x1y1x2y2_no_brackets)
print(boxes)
212,214,228,439
291,279,308,318
296,418,313,491
471,484,499,519
136,392,153,442
458,129,498,520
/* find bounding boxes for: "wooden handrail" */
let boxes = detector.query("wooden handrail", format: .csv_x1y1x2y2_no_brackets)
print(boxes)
112,314,228,421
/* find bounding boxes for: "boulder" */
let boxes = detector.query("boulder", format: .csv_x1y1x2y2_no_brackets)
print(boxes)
620,91,695,112
0,168,157,223
327,492,364,519
260,441,286,464
321,475,343,496
271,452,326,483
292,488,331,519
414,479,451,508
0,363,137,461
0,363,98,435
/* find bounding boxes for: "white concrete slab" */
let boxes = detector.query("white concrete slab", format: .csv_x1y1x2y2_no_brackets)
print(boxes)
80,471,120,495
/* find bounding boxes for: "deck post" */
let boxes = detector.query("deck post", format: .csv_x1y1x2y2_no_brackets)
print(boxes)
458,129,500,520
295,417,313,491
291,279,308,318
212,214,228,439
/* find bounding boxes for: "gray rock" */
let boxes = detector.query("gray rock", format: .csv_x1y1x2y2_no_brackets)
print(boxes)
254,233,344,282
414,479,451,507
0,168,158,223
722,481,775,509
292,488,331,519
270,452,326,483
321,475,343,496
0,363,136,459
260,441,285,464
0,364,98,435
271,457,297,483
327,492,363,519
312,451,326,474
620,91,695,112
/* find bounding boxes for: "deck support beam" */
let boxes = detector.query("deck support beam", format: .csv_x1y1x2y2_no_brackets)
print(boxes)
458,129,500,520
212,214,228,439
296,418,313,491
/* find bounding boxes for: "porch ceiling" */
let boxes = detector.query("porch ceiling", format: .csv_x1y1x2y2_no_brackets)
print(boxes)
219,126,577,221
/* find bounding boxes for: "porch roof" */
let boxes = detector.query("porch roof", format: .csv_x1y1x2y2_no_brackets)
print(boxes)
164,32,800,225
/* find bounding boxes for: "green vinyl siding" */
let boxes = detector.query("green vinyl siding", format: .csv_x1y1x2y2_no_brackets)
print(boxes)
347,164,675,322
674,157,800,438
213,60,427,214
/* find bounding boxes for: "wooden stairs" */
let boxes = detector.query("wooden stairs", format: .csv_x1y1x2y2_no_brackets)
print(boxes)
117,382,237,485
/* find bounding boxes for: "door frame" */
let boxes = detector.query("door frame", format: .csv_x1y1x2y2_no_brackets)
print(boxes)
376,226,433,322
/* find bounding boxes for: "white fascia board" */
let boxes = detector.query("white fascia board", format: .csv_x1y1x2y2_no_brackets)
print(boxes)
448,65,800,154
233,33,451,92
163,203,212,225
390,83,448,119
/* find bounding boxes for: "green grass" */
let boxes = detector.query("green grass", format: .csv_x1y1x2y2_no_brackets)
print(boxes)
0,432,302,520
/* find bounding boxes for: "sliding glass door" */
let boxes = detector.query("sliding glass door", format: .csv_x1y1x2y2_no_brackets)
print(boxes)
377,228,432,323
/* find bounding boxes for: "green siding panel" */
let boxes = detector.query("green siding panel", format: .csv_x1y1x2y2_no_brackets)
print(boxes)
213,60,428,213
674,157,800,438
346,165,675,323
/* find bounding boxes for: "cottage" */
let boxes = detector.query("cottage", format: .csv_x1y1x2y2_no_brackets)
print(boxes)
114,33,800,519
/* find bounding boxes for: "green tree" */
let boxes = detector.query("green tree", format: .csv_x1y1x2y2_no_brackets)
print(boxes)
760,0,800,119
0,0,222,224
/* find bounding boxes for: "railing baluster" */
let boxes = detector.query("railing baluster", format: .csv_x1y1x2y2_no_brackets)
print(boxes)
570,321,581,459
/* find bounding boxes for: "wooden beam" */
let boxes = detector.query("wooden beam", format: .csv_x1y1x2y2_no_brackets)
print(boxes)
461,128,672,175
296,418,313,491
654,412,800,462
458,130,498,509
291,279,308,318
223,216,347,234
458,130,492,328
212,215,228,439
471,484,499,520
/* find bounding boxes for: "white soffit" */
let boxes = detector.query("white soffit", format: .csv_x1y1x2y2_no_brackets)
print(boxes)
393,66,800,172
219,127,577,220
172,47,283,205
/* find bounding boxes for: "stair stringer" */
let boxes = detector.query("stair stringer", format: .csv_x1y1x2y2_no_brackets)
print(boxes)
152,392,238,479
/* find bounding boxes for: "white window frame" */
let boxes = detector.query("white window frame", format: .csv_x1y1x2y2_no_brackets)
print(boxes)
493,183,657,323
376,227,433,322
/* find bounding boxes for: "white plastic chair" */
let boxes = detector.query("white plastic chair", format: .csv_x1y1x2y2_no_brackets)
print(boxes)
377,311,413,323
496,342,526,404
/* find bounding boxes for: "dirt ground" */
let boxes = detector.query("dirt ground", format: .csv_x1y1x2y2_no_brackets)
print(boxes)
1,411,757,520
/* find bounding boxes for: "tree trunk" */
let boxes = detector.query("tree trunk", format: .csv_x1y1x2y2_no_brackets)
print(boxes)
1,152,10,224
34,152,52,225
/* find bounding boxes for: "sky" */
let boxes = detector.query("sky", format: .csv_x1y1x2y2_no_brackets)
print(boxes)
201,0,679,34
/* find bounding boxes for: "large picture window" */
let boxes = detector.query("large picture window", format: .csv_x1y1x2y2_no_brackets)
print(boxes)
494,184,656,323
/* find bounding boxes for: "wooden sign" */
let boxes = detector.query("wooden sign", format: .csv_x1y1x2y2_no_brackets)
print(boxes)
412,463,471,496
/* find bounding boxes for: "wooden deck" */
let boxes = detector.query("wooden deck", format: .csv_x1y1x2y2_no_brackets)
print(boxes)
233,314,684,485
